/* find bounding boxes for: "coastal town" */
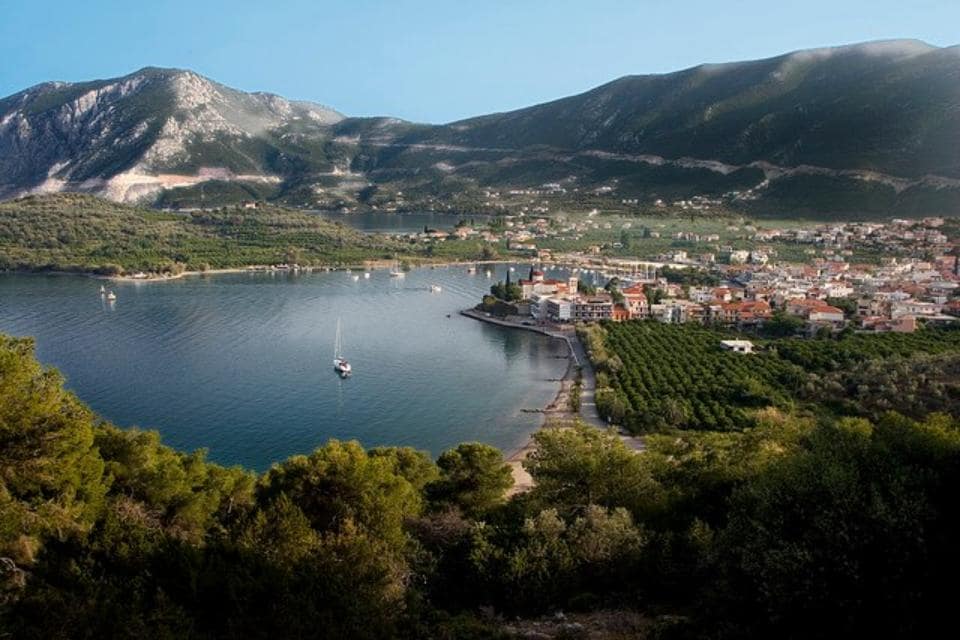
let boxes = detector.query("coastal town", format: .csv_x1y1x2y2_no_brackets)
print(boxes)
468,215,959,335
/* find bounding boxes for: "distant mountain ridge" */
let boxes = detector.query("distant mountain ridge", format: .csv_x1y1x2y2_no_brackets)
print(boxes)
429,41,958,174
0,67,344,201
2,40,959,216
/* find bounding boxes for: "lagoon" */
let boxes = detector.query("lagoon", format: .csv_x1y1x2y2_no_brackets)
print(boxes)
0,266,567,470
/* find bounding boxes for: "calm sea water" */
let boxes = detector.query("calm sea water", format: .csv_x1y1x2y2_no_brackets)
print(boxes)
0,266,568,470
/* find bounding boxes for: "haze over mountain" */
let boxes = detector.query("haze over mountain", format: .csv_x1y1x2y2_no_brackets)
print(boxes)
1,39,958,216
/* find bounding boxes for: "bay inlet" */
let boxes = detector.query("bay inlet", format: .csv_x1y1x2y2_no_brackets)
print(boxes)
0,265,569,470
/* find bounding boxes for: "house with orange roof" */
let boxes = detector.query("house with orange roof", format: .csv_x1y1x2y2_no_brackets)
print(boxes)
717,300,771,325
519,269,578,299
620,285,649,319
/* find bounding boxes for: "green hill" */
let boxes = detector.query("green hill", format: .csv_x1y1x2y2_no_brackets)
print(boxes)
0,194,401,274
2,41,959,216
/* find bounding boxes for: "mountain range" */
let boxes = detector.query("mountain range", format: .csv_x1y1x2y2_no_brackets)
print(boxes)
1,39,958,216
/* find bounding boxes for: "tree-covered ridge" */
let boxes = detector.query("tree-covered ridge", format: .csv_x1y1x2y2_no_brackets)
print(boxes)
585,320,960,433
3,332,960,638
4,44,960,216
0,194,414,275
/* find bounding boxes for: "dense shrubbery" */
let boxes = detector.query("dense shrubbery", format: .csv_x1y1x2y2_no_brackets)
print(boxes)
589,320,960,433
802,352,960,420
3,333,960,638
659,266,720,287
774,324,960,372
0,194,502,273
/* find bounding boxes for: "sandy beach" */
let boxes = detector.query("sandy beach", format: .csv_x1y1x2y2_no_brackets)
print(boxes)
460,308,645,494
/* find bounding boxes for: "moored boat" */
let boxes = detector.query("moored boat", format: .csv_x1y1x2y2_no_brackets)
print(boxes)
333,318,352,376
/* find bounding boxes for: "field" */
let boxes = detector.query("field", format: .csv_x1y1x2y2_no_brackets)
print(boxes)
531,209,903,265
584,320,960,433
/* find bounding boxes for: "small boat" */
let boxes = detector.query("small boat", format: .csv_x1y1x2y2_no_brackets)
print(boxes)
99,285,106,295
389,260,405,278
485,270,492,278
430,284,442,293
509,267,516,272
333,318,352,377
363,272,371,279
352,275,360,281
106,291,117,301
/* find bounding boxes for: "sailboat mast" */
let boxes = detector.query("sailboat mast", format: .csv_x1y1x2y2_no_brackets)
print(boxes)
334,319,341,359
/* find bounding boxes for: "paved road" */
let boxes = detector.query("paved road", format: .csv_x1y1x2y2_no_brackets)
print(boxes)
567,333,606,429
568,329,645,451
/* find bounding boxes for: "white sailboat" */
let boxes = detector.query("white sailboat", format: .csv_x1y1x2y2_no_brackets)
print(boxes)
389,261,405,278
333,319,352,376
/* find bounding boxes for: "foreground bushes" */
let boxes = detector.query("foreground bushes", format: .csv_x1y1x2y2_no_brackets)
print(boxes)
2,334,960,638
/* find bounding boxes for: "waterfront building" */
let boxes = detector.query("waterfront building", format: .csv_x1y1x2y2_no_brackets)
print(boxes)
571,294,614,322
546,298,572,322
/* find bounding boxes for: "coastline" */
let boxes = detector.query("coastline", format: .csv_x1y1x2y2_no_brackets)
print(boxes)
459,309,583,494
1,258,533,284
460,308,645,494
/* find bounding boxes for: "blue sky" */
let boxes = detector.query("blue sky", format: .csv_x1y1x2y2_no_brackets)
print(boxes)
1,0,957,123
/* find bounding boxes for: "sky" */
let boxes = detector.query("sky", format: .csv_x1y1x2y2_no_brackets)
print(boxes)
1,0,958,123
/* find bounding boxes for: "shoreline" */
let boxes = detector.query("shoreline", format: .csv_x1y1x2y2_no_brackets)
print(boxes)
461,308,644,494
459,309,582,494
1,259,534,284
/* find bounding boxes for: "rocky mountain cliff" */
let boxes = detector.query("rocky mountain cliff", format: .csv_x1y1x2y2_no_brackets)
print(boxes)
0,67,343,202
2,40,958,216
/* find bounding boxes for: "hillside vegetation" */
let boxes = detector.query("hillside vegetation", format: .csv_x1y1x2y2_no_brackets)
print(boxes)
0,194,408,274
3,331,960,637
414,41,960,179
584,321,960,433
2,42,959,215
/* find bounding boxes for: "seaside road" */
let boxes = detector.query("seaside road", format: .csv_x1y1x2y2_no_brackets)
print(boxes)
567,334,605,429
569,327,646,452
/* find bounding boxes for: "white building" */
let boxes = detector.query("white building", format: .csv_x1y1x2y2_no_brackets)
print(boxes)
720,340,755,354
546,298,572,322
